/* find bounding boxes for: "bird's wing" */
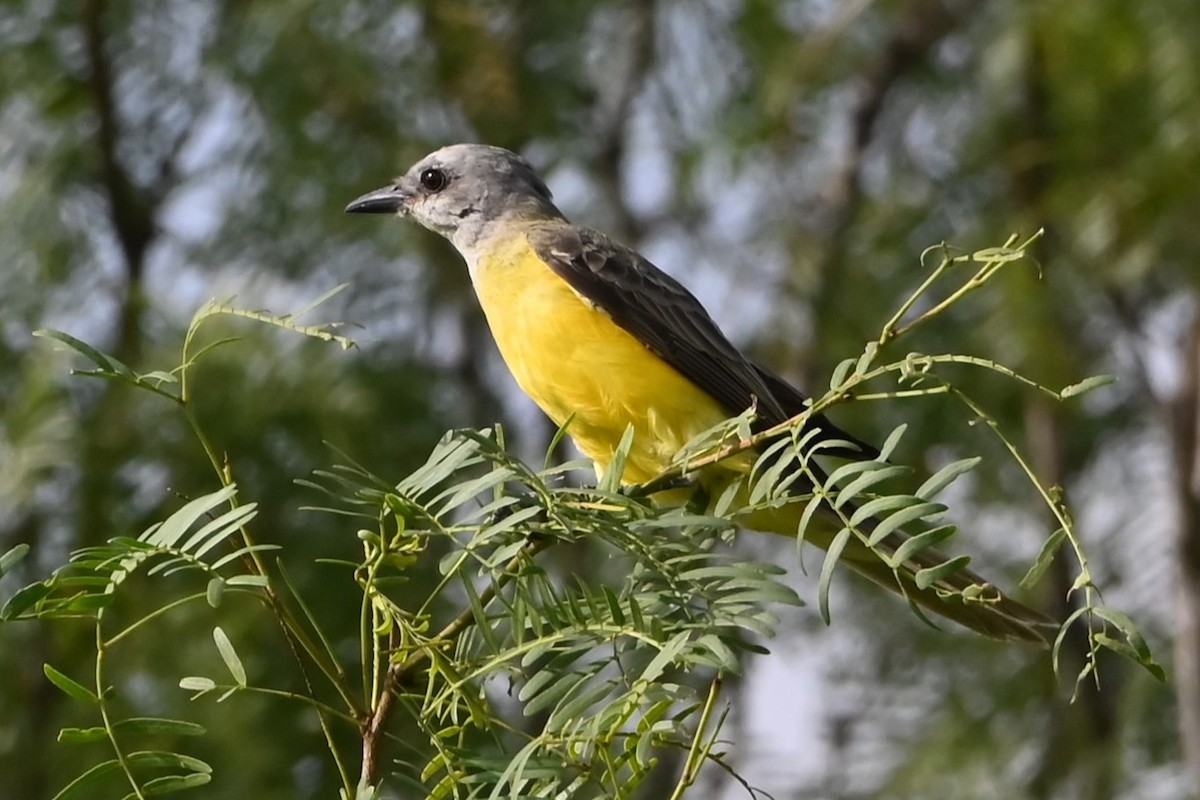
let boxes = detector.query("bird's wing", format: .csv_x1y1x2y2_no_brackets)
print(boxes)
525,221,877,459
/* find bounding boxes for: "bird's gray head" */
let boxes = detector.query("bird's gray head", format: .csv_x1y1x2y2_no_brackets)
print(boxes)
345,144,562,252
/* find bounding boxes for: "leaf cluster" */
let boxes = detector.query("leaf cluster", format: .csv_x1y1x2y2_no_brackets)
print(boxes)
0,234,1163,799
304,427,800,798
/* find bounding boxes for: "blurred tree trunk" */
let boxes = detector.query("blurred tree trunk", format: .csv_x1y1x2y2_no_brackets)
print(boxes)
79,0,171,545
1014,23,1119,800
1172,314,1200,785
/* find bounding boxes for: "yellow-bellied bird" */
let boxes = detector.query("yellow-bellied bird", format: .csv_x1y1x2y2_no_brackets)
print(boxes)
347,144,1052,643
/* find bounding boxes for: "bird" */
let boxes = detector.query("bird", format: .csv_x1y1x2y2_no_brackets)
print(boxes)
346,143,1054,643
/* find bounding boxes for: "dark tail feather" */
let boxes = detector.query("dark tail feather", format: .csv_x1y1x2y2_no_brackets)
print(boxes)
736,500,1057,645
839,532,1056,645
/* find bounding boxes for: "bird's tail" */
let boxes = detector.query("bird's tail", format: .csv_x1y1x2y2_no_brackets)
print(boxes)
734,498,1057,645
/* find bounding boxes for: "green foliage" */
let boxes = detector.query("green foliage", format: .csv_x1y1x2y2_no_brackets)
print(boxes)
305,425,803,797
4,292,800,798
5,2,1196,794
1,233,1160,798
636,234,1159,680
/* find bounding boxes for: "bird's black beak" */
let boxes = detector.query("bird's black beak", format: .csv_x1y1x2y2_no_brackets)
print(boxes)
345,185,409,214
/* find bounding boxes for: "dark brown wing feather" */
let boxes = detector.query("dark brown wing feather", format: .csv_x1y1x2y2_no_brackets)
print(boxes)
525,221,877,459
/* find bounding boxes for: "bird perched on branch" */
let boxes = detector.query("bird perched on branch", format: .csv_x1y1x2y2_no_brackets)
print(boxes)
348,143,1053,643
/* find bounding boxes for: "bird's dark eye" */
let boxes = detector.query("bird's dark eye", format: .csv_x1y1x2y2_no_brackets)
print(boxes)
419,168,448,192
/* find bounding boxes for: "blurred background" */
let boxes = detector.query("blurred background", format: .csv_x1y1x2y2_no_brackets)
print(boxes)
1,0,1197,797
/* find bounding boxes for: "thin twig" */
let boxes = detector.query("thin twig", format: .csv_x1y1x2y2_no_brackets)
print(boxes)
881,230,1043,344
668,672,724,800
359,535,554,787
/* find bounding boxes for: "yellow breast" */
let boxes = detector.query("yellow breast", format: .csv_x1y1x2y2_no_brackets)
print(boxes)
468,232,730,484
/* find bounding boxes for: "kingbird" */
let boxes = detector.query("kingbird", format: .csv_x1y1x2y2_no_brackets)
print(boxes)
347,144,1051,643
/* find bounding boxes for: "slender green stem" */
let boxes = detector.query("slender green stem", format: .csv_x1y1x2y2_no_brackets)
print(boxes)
181,401,360,713
271,603,358,795
183,406,269,574
359,534,554,787
78,371,182,404
882,354,1063,399
416,553,468,619
950,389,1089,584
668,672,723,800
96,610,148,800
178,352,362,793
850,386,951,401
628,347,1065,500
276,559,349,686
879,230,1042,344
214,685,360,725
360,564,374,713
949,387,1098,684
105,592,209,646
879,245,958,343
